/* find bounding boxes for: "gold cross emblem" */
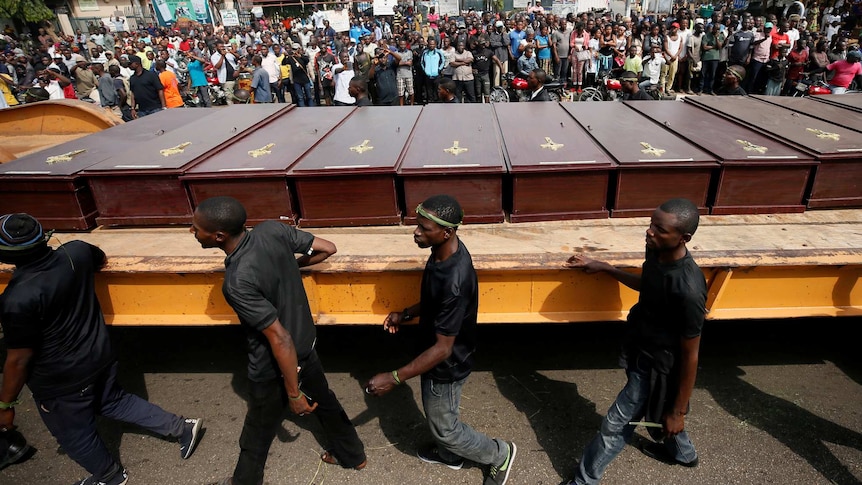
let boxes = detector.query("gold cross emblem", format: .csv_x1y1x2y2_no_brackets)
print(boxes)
350,140,374,154
248,143,275,158
444,141,468,156
806,128,840,141
160,142,192,157
46,149,86,164
540,137,564,151
640,142,666,157
736,139,768,154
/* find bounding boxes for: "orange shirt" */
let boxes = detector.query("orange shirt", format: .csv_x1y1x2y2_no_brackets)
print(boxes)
159,70,184,108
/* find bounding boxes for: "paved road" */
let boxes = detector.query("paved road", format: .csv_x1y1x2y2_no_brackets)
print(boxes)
2,318,861,485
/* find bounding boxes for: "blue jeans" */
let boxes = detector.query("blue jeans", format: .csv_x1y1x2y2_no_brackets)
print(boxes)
570,357,697,485
421,375,507,466
701,59,719,94
35,362,185,482
293,81,315,107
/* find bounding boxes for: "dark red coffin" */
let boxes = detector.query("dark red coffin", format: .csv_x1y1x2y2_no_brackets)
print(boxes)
0,109,202,230
685,95,862,209
750,95,862,133
625,101,816,215
182,106,354,226
560,102,717,217
810,94,862,113
81,104,290,226
495,103,615,222
288,106,421,227
399,104,507,224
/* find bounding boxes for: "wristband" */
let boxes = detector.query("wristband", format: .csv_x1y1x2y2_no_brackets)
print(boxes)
401,308,414,321
288,392,305,401
391,370,401,385
0,399,20,410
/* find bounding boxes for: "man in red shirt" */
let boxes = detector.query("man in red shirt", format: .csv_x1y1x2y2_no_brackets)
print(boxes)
769,21,790,59
825,49,862,94
786,38,808,90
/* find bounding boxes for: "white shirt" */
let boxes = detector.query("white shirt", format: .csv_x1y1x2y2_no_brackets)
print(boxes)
211,52,227,83
45,80,64,100
313,11,326,29
262,52,280,83
333,64,355,104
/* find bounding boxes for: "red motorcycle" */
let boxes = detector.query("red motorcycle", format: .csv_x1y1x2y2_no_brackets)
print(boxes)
490,72,565,102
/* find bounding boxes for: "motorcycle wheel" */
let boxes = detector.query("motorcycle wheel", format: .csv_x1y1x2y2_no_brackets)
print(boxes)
578,88,604,102
489,87,509,103
548,90,561,102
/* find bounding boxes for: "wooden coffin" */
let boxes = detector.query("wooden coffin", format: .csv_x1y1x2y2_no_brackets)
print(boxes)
750,95,862,133
288,106,421,227
685,96,862,209
625,101,816,215
495,103,615,222
560,102,717,217
0,109,202,230
82,104,290,226
399,104,507,224
182,107,354,226
810,94,862,113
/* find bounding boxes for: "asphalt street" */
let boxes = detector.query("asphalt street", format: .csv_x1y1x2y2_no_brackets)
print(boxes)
2,318,861,485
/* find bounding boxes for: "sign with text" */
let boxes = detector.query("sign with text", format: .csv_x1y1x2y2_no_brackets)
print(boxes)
221,9,240,26
324,9,351,32
374,0,397,15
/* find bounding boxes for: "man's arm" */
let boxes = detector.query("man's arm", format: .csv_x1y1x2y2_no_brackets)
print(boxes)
565,254,641,291
0,348,34,430
663,335,700,435
260,319,317,415
296,236,336,267
366,333,455,396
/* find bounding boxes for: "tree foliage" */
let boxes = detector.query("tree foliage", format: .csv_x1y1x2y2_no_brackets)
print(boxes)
0,0,55,23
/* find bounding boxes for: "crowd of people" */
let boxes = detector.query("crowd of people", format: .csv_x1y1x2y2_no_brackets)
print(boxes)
1,0,860,115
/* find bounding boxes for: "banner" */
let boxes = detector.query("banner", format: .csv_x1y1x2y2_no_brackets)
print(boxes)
373,0,397,16
438,0,460,16
513,0,530,8
324,9,351,32
221,9,240,27
153,0,213,26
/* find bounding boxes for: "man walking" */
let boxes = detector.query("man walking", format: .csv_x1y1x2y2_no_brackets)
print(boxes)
366,195,516,485
191,197,366,485
0,213,202,485
564,198,706,485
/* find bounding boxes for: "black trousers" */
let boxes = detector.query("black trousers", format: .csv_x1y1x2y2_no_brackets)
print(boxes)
233,349,365,485
424,76,440,103
455,79,475,103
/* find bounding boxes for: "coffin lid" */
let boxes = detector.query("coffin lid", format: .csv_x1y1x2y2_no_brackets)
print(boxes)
82,104,289,174
684,96,862,157
751,95,862,133
560,102,717,167
290,106,422,176
625,101,815,165
811,94,862,113
495,103,616,172
185,106,355,177
0,108,204,177
399,104,506,174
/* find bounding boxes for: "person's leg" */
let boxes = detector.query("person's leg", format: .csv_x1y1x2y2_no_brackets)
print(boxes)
667,58,678,91
454,80,464,103
198,85,212,107
421,376,507,466
830,86,847,94
406,76,415,105
661,430,698,464
223,80,236,105
559,57,570,85
744,60,762,93
98,362,185,439
464,78,476,103
765,78,778,96
232,378,285,485
293,83,307,106
307,83,318,106
299,350,366,468
569,368,650,485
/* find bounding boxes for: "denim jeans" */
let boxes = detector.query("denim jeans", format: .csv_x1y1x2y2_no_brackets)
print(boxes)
233,350,365,485
701,59,719,94
293,81,316,107
421,375,507,466
570,357,697,485
35,362,185,482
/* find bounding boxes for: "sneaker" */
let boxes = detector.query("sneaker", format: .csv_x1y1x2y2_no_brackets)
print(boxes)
0,428,31,470
70,468,128,485
640,442,699,468
417,445,464,470
179,418,203,459
484,441,517,485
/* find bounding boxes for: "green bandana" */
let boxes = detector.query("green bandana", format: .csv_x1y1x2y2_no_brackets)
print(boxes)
416,204,462,228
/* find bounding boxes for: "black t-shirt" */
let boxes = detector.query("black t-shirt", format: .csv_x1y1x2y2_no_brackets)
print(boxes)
729,30,755,63
625,89,654,100
627,248,707,355
283,55,311,86
222,221,316,382
0,242,114,399
129,68,163,111
416,240,478,383
717,85,747,95
473,48,493,74
373,57,399,104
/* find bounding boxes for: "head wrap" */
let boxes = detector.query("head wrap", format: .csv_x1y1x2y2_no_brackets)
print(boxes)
0,214,49,252
416,204,462,228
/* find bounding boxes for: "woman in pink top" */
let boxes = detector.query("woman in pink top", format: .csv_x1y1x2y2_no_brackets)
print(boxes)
569,22,591,92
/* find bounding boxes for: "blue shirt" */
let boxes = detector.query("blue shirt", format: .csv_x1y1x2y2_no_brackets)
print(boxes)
536,34,551,59
349,25,370,43
188,59,208,87
251,67,271,103
509,29,526,59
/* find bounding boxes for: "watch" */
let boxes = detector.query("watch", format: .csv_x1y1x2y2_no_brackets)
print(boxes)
401,308,414,321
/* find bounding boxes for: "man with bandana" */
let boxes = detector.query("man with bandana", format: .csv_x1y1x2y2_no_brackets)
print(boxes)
366,195,517,485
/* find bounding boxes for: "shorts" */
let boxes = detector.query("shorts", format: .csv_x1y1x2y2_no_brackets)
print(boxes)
475,72,491,96
397,76,414,96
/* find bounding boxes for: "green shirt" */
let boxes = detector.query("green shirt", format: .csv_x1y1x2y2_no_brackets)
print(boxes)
702,32,725,62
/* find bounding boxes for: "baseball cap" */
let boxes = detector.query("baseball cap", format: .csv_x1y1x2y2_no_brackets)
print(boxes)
495,20,504,27
671,22,680,28
292,42,301,49
765,22,774,29
694,18,704,25
127,54,142,65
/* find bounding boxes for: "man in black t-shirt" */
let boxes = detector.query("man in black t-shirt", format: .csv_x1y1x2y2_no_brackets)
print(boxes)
366,195,517,485
191,197,366,485
127,54,165,118
0,214,202,485
620,70,654,100
564,199,706,485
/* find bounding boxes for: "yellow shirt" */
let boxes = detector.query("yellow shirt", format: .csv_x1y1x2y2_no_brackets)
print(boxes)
277,54,291,81
0,75,19,107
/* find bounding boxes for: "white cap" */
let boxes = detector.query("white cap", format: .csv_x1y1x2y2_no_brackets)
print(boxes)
495,21,504,27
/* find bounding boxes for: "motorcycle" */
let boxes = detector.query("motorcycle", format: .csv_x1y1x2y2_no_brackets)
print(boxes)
490,72,565,102
579,72,665,101
181,61,227,107
792,72,834,97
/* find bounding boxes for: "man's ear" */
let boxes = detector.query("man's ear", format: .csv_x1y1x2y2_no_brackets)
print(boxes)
682,233,692,243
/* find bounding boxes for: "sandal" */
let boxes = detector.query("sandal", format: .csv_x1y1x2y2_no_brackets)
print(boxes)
321,451,367,470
